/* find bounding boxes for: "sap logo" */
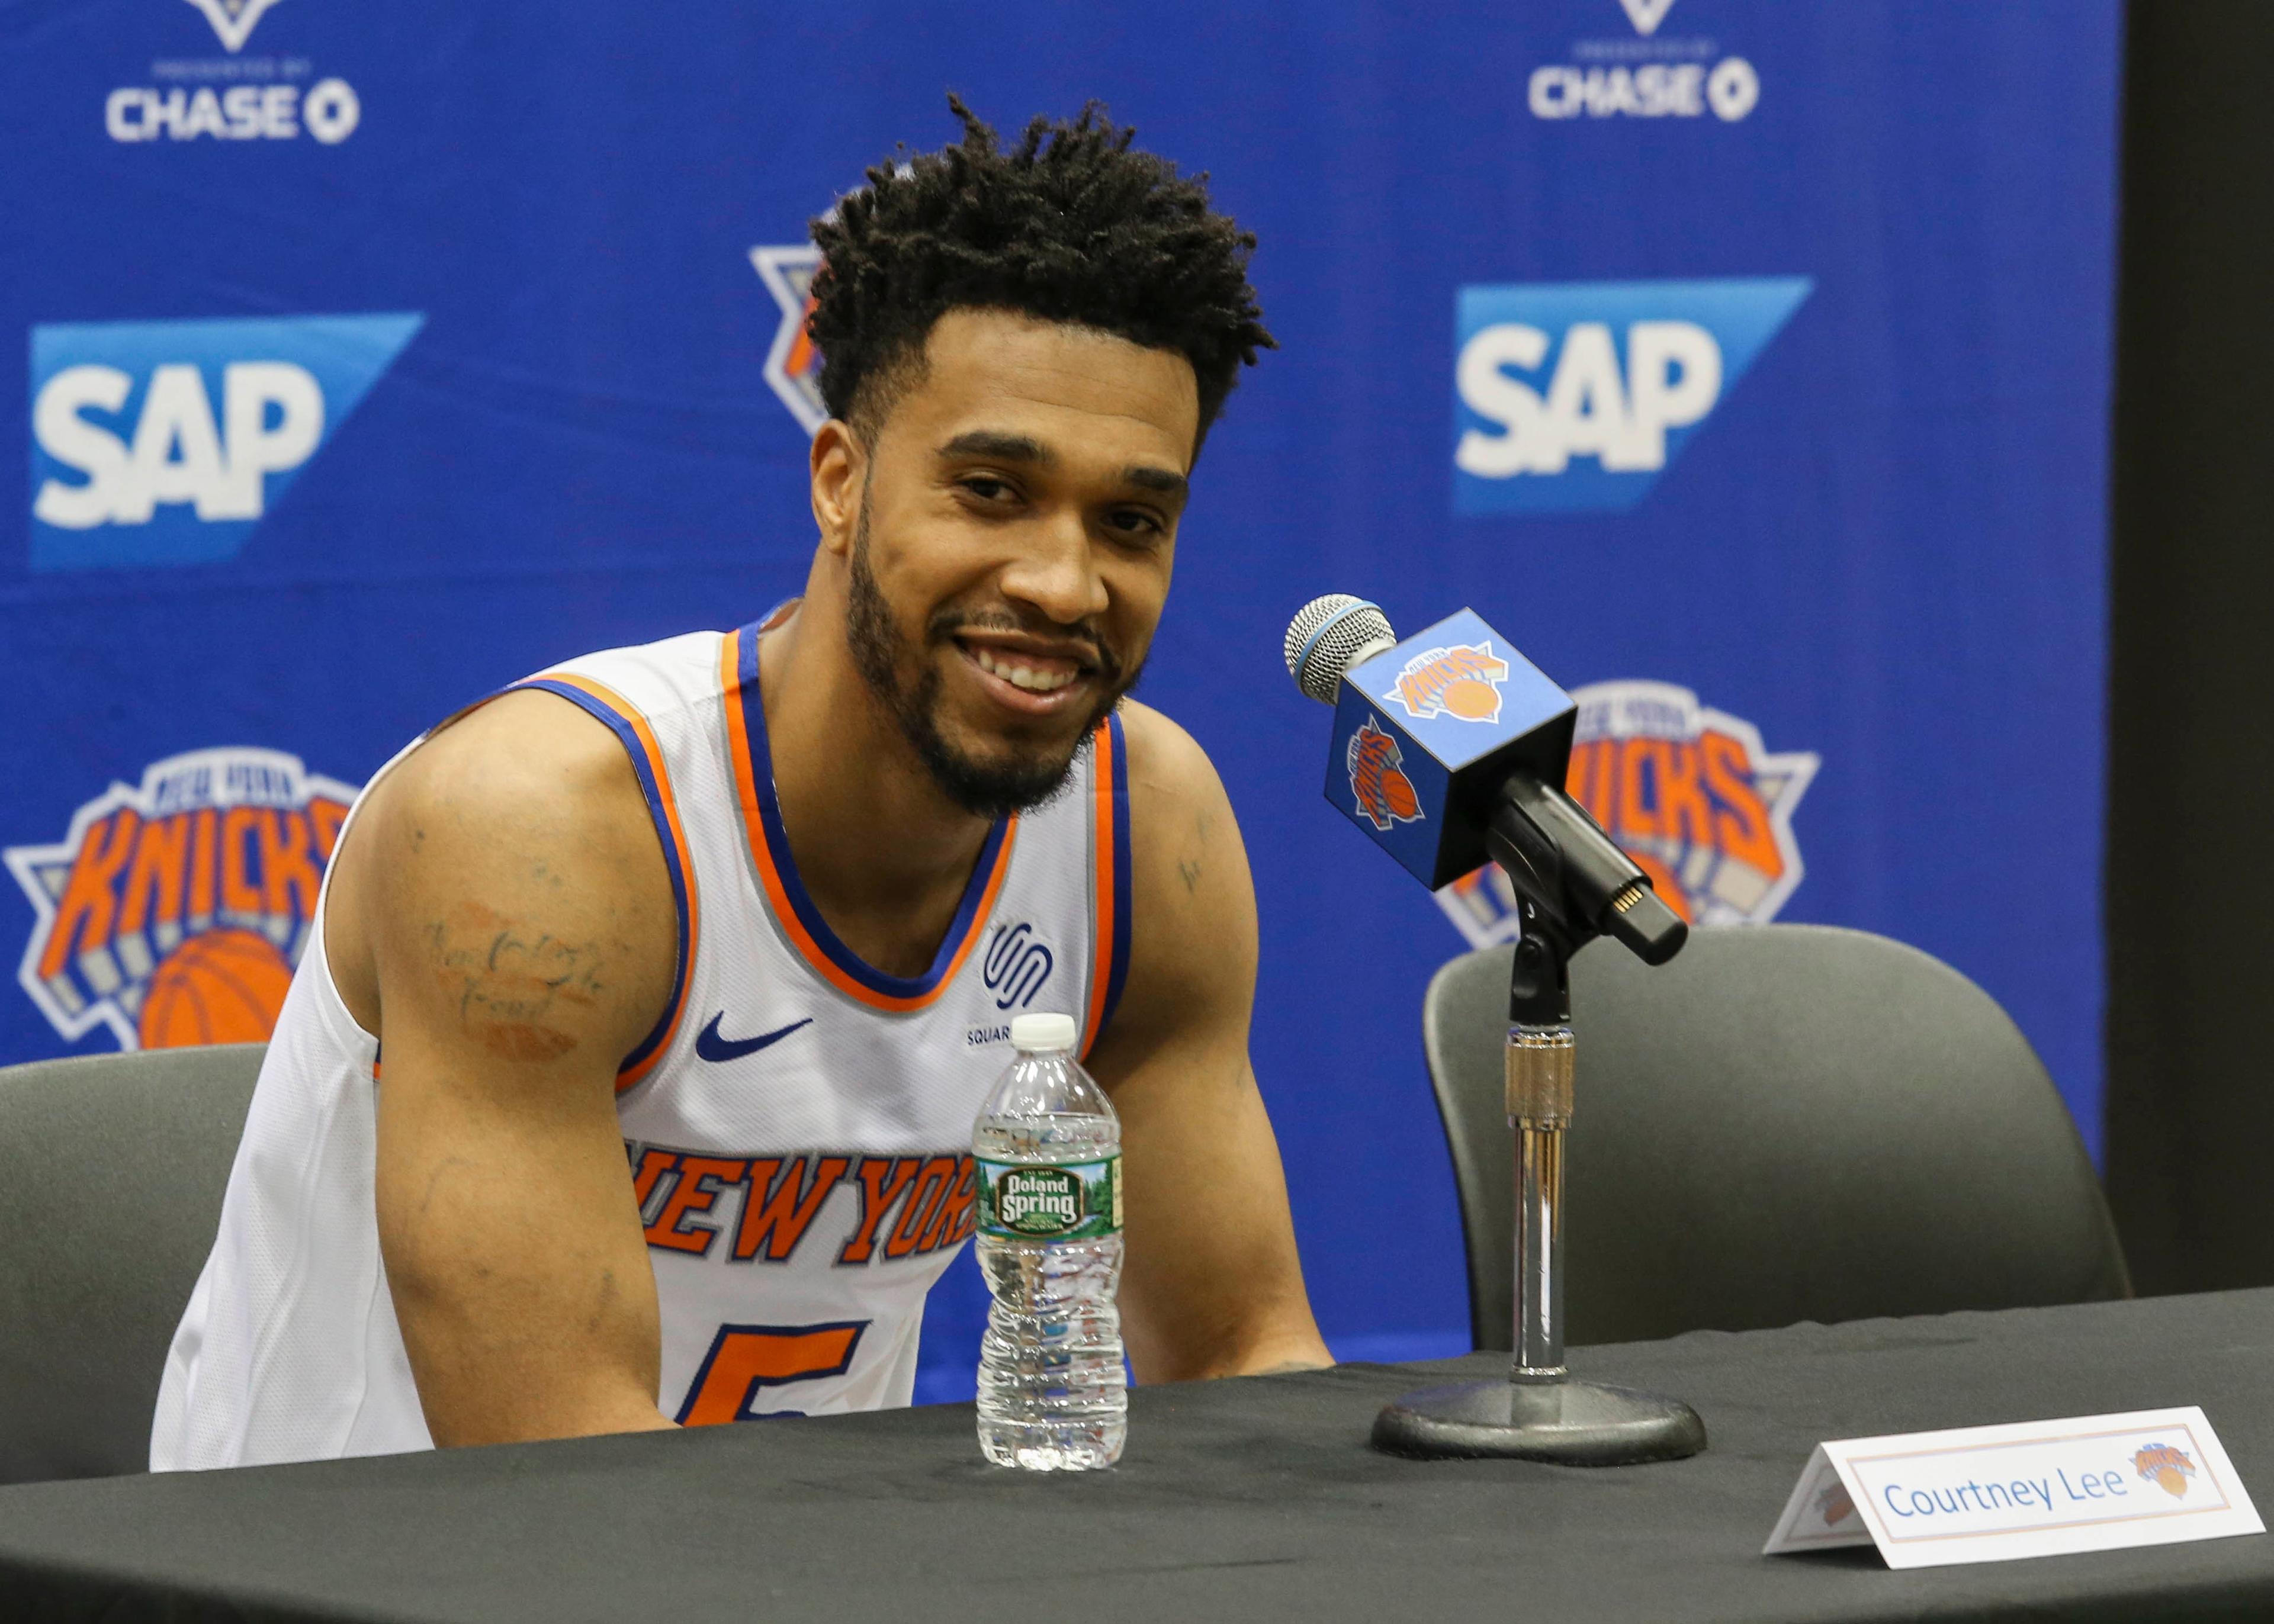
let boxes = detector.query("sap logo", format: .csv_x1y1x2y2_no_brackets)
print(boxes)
28,313,423,571
1452,278,1811,514
982,921,1054,1011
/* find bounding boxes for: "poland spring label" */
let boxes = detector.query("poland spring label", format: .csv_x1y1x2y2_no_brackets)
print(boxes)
977,1157,1122,1242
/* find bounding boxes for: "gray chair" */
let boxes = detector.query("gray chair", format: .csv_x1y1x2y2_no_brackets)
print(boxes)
1425,926,2130,1352
0,1043,263,1484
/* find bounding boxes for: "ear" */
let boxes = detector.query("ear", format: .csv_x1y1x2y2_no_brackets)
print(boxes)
810,420,866,559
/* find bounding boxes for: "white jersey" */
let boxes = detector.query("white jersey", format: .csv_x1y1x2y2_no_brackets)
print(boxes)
150,610,1131,1469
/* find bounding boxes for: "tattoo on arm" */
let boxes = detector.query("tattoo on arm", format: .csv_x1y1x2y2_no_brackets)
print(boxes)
1175,808,1215,896
425,901,607,1063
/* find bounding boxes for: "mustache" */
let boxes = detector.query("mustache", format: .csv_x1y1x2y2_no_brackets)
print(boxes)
926,607,1128,687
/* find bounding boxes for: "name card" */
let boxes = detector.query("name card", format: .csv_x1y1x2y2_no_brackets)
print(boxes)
1764,1407,2262,1569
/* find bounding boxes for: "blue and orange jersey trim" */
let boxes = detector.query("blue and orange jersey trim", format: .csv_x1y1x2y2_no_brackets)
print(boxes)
718,623,1017,1012
1081,710,1132,1059
512,673,698,1092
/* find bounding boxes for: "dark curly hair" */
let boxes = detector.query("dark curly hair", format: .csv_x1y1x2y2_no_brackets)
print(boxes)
807,97,1274,448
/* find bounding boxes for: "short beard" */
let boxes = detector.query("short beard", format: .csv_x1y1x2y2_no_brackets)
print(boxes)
843,505,1133,819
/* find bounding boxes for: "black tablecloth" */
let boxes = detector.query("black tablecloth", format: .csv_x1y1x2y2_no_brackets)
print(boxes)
5,1289,2274,1622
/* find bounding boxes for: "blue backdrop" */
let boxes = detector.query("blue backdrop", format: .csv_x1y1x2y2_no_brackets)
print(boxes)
0,0,2121,1391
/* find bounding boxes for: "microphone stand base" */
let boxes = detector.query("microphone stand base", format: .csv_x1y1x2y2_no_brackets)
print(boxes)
1371,1377,1706,1466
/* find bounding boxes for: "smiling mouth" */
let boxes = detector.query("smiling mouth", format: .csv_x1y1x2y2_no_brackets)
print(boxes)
950,636,1104,717
967,644,1082,693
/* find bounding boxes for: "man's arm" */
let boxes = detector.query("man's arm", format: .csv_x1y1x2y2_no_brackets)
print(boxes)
332,689,683,1445
1083,702,1334,1382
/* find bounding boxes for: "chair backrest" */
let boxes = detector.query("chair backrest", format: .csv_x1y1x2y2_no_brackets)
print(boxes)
1424,925,2128,1352
0,1043,263,1484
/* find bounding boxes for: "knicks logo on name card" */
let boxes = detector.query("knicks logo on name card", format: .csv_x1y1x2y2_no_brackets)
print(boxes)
1348,718,1424,832
2135,1444,2198,1500
1386,642,1510,724
4,749,358,1050
1435,680,1816,947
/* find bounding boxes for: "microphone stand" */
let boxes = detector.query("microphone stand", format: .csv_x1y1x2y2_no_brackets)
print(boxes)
1371,796,1707,1465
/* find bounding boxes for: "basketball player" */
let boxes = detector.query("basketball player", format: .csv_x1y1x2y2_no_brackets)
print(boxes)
151,101,1334,1469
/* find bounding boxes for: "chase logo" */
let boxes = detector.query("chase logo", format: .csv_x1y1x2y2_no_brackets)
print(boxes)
29,313,423,571
1453,278,1811,514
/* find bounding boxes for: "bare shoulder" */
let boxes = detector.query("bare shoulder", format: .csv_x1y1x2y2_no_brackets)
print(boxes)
1107,701,1258,1041
329,688,677,1068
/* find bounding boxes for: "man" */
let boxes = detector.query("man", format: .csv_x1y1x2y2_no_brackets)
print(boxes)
152,100,1331,1469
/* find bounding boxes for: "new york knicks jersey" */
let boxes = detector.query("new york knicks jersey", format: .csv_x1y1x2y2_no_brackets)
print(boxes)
150,610,1130,1470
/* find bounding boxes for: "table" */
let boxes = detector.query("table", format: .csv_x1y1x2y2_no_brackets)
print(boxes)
4,1289,2273,1622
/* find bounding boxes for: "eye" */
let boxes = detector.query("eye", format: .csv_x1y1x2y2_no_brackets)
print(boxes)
958,474,1017,503
1104,508,1165,539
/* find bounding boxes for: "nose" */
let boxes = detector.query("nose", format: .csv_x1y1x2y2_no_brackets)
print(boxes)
998,507,1109,626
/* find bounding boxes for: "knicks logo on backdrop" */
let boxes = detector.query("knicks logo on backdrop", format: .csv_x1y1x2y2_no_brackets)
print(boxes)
1435,680,1816,948
28,313,422,571
3,750,358,1050
1451,278,1812,513
750,244,826,435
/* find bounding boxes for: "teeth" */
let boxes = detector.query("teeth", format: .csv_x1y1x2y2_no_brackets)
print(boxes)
972,646,1078,693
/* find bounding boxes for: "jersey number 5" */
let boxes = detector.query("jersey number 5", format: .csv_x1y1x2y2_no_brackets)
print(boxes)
675,1320,869,1425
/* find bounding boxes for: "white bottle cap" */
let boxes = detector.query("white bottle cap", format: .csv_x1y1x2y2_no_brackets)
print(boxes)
1010,1012,1078,1053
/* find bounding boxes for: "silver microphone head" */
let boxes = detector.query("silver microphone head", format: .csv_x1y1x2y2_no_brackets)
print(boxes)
1284,594,1398,705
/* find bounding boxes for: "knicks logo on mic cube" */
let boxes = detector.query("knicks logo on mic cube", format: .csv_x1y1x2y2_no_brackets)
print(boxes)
1326,609,1575,889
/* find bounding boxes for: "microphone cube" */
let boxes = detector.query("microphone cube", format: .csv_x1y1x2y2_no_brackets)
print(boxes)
1325,608,1577,889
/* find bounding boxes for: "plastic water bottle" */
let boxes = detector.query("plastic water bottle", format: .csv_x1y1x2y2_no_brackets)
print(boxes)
973,1011,1126,1469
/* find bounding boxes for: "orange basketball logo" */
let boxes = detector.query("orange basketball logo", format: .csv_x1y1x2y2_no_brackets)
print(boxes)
1347,718,1424,832
137,928,296,1047
5,748,358,1051
2133,1443,2196,1499
1387,642,1511,724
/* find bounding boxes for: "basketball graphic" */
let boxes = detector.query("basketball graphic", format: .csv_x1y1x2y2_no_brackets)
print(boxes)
137,929,296,1048
1440,677,1502,721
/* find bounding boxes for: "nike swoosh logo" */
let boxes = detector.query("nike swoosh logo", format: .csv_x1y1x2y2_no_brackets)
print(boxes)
695,1014,812,1064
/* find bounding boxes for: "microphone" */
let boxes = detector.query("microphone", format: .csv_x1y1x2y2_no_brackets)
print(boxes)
1284,595,1685,967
